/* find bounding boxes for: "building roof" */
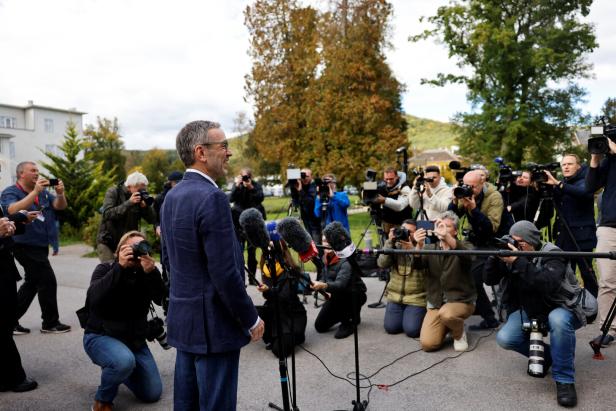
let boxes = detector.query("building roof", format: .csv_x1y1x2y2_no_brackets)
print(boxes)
0,101,86,115
409,149,460,165
572,129,591,146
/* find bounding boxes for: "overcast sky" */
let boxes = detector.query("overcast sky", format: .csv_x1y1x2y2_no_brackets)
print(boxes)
1,0,614,149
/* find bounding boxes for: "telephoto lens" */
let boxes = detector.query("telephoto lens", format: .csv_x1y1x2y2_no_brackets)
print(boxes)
523,319,546,378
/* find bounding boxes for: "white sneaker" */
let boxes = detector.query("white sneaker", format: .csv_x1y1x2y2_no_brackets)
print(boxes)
453,331,468,352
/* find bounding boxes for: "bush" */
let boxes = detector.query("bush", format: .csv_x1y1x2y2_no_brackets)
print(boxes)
82,213,101,249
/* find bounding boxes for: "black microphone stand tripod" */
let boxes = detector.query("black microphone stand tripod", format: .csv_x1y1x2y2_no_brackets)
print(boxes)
263,243,300,411
313,191,330,308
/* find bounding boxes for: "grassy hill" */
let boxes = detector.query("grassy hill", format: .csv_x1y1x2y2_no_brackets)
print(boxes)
405,114,458,152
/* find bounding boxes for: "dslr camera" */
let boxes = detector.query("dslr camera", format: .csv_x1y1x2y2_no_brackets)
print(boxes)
588,119,616,154
411,168,435,191
494,234,519,250
131,240,152,260
138,189,154,207
392,227,410,242
146,317,171,350
453,184,474,199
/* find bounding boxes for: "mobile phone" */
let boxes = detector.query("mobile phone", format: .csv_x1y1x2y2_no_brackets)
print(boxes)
416,220,435,231
49,178,59,187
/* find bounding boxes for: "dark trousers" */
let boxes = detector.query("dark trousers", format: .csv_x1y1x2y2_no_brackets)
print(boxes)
315,291,367,333
174,349,240,411
570,254,598,298
13,244,60,327
471,256,496,322
239,239,258,279
0,250,26,387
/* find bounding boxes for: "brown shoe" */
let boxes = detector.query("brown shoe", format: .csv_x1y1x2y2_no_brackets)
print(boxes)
92,400,113,411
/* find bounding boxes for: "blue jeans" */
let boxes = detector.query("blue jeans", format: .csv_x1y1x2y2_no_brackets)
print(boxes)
174,348,240,411
496,309,581,383
384,302,426,337
83,333,162,403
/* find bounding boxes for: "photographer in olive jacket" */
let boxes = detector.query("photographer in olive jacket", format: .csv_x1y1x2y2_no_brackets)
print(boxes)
96,172,156,263
83,231,167,411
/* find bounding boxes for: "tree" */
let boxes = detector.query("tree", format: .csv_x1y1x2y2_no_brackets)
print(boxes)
598,97,616,124
313,0,407,185
245,0,321,176
83,117,126,183
40,122,115,229
412,0,597,167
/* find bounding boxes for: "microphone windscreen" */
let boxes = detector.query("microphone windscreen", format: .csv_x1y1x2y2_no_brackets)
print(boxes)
266,220,281,242
277,217,312,253
239,208,270,250
323,221,352,252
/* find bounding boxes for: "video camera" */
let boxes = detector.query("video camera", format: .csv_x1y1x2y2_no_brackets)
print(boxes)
589,118,616,154
361,168,387,206
494,157,522,191
448,160,471,184
527,162,560,184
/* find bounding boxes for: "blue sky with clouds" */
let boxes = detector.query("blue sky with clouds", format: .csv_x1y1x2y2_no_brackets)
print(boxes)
1,0,614,149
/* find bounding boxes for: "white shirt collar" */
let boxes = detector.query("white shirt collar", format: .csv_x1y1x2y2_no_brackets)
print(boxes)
185,168,218,188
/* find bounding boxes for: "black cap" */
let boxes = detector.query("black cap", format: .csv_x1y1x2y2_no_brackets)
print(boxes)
168,171,184,182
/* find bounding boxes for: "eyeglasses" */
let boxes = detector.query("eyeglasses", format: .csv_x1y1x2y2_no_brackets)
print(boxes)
200,140,229,151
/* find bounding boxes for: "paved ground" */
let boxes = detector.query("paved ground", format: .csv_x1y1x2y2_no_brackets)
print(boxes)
1,244,615,411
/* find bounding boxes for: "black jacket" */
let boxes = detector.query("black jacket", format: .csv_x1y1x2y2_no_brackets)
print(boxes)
230,180,266,237
291,182,321,233
586,154,616,227
553,165,597,250
323,257,367,295
507,185,539,223
484,244,566,322
85,261,167,350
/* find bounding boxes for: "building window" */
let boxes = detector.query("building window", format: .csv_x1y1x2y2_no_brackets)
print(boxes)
0,116,16,128
44,118,54,133
9,141,16,159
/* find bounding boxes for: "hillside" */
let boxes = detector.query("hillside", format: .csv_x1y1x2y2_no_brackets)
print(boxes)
405,114,458,152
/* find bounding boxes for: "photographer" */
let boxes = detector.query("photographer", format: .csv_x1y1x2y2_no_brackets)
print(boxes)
0,207,37,392
290,168,322,244
373,166,413,234
1,161,70,335
543,154,598,297
413,211,476,352
448,169,503,330
586,138,616,346
96,172,156,263
506,171,539,223
314,174,351,232
311,235,367,339
83,231,166,410
230,167,266,283
409,165,453,220
153,171,183,238
377,219,426,338
484,221,584,407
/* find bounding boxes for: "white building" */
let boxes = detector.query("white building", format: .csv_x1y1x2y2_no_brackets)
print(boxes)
0,101,85,190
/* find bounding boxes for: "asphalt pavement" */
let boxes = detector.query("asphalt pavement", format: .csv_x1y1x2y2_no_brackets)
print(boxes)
1,244,615,411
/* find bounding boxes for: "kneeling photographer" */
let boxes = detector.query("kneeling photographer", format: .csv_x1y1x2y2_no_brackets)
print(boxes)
377,219,426,338
82,231,167,410
414,212,476,352
485,221,592,408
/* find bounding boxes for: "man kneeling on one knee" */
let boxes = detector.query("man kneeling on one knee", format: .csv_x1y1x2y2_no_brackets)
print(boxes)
484,221,587,408
413,211,476,352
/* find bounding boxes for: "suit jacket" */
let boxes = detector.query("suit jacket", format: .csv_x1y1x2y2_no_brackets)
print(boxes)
161,171,258,354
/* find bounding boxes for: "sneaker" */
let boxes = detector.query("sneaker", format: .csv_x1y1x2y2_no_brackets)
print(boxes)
335,323,354,339
592,334,615,347
13,324,31,335
556,382,577,407
469,319,500,331
453,331,469,352
0,377,38,393
41,322,71,334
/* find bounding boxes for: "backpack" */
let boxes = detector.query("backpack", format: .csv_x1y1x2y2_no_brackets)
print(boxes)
535,242,598,326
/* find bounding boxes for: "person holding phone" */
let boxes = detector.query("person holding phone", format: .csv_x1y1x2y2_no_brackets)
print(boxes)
0,161,70,335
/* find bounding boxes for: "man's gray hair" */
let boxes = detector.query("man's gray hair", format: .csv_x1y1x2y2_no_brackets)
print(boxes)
438,210,460,229
176,120,221,167
125,171,149,187
16,161,35,178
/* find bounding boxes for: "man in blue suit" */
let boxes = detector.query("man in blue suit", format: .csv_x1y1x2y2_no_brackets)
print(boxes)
161,120,264,411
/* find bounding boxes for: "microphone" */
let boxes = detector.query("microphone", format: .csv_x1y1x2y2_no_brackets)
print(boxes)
239,208,270,250
276,217,330,300
322,221,355,257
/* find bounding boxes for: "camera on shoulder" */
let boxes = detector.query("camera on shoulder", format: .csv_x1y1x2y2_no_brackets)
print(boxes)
588,119,616,154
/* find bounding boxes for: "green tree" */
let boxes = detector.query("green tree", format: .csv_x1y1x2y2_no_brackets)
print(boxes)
40,122,115,229
313,0,407,185
412,0,597,167
598,97,616,124
84,117,126,183
245,0,321,175
141,148,171,193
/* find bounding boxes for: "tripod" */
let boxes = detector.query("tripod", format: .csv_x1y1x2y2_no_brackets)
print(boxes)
357,206,387,309
590,295,616,359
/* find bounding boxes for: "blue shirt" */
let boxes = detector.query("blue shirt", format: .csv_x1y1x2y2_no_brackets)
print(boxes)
314,191,351,232
0,185,57,247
